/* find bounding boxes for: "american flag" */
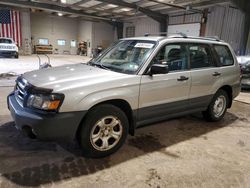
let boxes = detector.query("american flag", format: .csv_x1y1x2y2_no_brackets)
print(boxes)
0,10,22,47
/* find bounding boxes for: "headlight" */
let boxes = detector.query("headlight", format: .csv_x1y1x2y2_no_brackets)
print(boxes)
27,93,64,111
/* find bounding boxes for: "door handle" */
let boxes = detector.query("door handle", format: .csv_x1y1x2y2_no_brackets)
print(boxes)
177,76,189,81
212,72,221,76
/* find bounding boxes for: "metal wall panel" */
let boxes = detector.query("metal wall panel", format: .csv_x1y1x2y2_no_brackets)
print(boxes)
206,5,245,54
123,17,160,37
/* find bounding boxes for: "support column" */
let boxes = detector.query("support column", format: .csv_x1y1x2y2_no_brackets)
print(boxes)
200,8,208,37
116,22,124,39
242,13,250,55
21,10,32,55
159,16,168,36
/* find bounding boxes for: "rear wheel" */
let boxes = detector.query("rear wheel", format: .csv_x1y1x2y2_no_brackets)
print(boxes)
203,89,229,122
79,104,128,158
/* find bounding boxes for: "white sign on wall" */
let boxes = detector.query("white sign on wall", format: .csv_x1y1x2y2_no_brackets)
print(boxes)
168,23,201,37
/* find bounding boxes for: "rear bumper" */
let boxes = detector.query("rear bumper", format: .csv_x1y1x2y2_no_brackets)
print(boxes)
8,93,86,141
241,77,250,89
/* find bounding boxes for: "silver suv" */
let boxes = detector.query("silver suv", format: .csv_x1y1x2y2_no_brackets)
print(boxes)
8,35,241,158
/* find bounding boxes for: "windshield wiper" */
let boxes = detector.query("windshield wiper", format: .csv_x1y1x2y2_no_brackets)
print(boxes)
89,62,110,70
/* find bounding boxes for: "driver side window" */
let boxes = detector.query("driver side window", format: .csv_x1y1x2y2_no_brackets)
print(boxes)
152,44,188,72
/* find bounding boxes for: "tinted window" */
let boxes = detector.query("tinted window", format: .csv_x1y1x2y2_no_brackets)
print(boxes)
214,45,234,66
0,39,12,44
152,44,188,72
189,44,214,69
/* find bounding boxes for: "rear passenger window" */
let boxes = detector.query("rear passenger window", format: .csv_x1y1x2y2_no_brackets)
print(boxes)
214,45,234,66
189,44,214,69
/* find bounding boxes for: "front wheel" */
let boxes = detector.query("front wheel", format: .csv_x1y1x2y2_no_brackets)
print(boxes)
203,89,229,122
79,104,129,158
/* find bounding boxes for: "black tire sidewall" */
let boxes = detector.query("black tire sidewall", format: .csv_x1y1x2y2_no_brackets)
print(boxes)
80,104,129,158
206,90,229,121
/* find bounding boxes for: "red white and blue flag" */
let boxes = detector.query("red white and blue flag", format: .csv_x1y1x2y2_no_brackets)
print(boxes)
0,10,22,47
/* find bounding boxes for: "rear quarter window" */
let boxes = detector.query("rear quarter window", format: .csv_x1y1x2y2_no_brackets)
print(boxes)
214,45,234,66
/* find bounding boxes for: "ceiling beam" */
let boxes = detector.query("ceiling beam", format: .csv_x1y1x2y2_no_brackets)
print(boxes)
0,0,112,21
149,0,203,13
160,0,231,14
97,0,167,23
72,0,91,6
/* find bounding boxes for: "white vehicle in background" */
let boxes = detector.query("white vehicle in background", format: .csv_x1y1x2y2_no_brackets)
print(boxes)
0,37,19,58
237,56,250,89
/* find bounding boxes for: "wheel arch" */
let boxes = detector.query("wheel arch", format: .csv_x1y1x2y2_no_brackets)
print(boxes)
219,85,233,108
76,99,136,142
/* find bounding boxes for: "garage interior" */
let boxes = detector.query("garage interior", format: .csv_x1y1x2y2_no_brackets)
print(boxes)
0,0,250,187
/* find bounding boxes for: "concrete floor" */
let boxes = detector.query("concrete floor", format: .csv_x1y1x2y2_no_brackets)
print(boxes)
0,55,91,87
0,85,250,188
0,55,250,187
0,55,90,75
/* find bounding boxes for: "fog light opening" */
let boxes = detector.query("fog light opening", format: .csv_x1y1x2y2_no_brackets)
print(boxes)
22,126,37,139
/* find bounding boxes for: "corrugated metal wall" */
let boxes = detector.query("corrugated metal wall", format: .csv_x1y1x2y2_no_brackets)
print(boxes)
122,4,246,54
206,5,245,55
123,17,160,37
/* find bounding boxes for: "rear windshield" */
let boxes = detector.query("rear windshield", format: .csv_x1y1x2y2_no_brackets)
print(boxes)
0,39,13,44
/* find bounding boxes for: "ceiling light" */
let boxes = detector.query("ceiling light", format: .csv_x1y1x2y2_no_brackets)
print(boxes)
121,8,132,12
58,12,63,16
61,0,67,4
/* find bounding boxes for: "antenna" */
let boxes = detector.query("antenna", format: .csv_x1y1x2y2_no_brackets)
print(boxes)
177,32,187,38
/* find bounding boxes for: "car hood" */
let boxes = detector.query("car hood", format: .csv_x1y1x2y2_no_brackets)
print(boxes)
22,64,131,92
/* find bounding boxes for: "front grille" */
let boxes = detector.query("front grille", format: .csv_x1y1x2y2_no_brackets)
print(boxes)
0,45,15,49
15,78,27,106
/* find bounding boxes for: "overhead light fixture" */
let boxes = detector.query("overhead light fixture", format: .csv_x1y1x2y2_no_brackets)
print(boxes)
61,0,67,4
58,12,63,16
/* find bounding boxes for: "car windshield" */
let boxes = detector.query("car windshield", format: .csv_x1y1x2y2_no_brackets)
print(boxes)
90,40,156,74
0,39,13,44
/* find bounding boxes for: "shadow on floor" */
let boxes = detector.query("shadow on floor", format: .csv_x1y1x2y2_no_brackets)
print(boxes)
0,112,242,187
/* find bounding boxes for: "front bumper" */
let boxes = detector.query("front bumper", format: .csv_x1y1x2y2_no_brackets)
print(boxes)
0,50,17,56
8,93,86,141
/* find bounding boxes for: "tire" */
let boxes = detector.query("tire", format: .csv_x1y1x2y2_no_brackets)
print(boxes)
79,104,129,158
202,89,229,122
14,53,19,59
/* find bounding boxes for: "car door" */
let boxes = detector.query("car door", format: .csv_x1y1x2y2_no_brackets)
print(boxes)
138,43,191,125
188,43,222,110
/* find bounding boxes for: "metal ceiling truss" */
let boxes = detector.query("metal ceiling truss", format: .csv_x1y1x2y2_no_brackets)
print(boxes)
0,0,112,21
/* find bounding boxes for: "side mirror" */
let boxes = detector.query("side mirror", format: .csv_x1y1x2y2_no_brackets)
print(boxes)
150,64,169,75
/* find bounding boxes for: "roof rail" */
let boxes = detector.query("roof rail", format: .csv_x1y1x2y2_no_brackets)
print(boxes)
144,32,187,38
143,33,222,42
144,32,167,36
205,36,221,41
